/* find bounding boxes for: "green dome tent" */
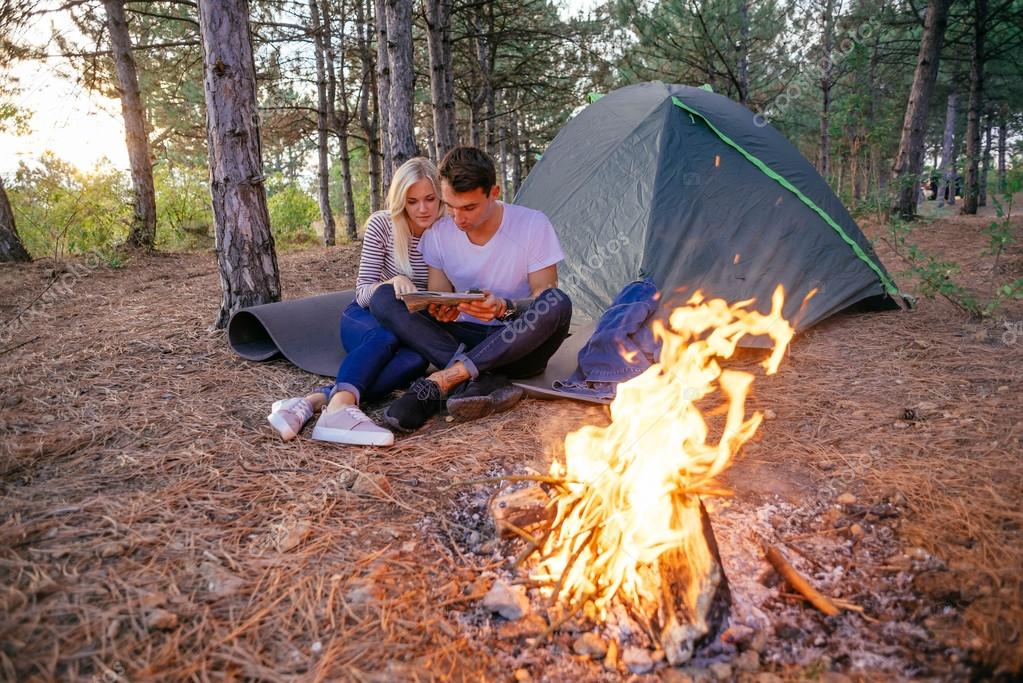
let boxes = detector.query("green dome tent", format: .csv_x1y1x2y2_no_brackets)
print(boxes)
514,81,900,335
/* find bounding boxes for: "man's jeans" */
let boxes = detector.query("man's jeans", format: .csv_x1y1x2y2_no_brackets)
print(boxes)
369,285,572,380
316,301,429,404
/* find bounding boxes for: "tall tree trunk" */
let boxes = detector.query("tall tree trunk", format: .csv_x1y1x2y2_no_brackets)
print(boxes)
384,0,418,169
425,0,455,160
510,101,522,197
936,92,957,207
817,0,835,180
889,0,951,219
321,0,357,240
355,0,382,211
309,0,336,246
979,109,992,207
736,0,750,105
198,0,281,329
103,0,157,250
0,177,31,262
373,0,393,189
960,0,987,215
997,104,1007,194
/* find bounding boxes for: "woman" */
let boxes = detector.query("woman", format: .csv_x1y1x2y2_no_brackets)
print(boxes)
267,157,441,446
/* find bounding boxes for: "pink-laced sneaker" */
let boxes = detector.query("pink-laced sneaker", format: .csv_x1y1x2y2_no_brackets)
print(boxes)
267,397,315,441
311,405,394,447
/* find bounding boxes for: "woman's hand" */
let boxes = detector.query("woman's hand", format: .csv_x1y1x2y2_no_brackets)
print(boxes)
389,275,417,297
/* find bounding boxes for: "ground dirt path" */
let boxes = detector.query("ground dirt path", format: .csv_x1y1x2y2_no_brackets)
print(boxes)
1,210,1020,681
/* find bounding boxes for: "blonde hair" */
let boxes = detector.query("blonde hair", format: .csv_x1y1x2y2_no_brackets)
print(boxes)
386,157,442,278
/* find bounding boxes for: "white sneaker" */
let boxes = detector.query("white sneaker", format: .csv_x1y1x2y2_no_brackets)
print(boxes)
267,397,315,441
311,405,394,447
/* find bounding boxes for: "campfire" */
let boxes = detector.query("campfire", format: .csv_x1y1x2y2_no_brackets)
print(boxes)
496,286,796,666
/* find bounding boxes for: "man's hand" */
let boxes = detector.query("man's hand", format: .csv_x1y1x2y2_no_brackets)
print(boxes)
428,303,460,322
389,275,417,297
459,290,507,322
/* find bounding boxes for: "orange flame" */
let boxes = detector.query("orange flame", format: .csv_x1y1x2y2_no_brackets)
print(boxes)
535,285,794,617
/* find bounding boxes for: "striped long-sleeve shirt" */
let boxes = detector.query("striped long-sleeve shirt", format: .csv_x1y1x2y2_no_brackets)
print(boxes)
354,211,430,307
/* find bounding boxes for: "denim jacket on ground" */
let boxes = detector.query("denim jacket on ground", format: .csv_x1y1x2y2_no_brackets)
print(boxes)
553,278,661,400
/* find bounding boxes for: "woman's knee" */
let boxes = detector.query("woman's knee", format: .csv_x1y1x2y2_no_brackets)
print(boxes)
368,283,399,319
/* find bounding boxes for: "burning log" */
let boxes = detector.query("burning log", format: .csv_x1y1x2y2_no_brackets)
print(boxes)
490,486,554,539
653,499,731,665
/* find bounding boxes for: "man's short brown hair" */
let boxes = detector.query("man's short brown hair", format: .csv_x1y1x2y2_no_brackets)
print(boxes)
439,146,497,194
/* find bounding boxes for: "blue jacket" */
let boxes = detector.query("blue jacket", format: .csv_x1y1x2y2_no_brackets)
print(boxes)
554,278,662,400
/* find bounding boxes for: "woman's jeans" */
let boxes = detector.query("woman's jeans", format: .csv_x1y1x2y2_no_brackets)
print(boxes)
316,301,428,404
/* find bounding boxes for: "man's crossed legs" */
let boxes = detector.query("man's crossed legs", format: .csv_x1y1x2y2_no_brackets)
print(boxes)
369,284,572,431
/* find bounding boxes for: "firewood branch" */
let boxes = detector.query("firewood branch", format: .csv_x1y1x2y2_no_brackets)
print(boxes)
763,544,840,617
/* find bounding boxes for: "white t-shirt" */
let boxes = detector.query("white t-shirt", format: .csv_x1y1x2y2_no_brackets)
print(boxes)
418,202,565,324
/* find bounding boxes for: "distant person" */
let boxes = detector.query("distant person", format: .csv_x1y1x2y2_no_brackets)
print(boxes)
266,157,442,446
369,146,572,433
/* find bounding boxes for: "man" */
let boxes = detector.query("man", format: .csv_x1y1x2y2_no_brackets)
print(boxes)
369,146,572,432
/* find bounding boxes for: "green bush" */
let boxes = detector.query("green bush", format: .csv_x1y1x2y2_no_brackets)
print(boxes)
154,165,214,251
267,180,320,247
9,153,132,259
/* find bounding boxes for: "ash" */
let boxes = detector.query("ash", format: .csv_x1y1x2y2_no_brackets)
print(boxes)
438,475,973,681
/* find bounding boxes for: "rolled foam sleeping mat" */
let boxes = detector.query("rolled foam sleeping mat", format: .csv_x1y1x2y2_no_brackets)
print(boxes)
227,290,356,378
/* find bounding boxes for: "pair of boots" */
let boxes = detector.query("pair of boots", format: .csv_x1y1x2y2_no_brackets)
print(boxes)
267,373,523,445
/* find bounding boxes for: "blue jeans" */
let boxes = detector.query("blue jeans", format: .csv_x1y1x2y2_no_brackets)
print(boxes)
369,285,572,380
317,301,429,404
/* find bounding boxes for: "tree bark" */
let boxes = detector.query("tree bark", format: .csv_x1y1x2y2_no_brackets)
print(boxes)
373,0,393,189
510,100,522,197
320,0,357,240
736,0,750,105
817,0,835,181
889,0,951,219
936,92,957,207
960,0,987,215
979,108,992,207
0,177,31,262
384,0,417,170
355,0,382,212
997,104,1007,194
197,0,282,329
103,0,157,250
309,0,336,246
424,0,456,160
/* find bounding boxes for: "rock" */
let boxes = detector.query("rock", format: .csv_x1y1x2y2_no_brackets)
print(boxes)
708,662,732,680
763,409,777,420
755,674,784,683
351,473,393,497
513,669,531,682
737,650,760,672
200,562,245,598
573,632,608,659
849,523,865,538
836,492,857,505
497,614,547,639
659,670,695,683
481,580,529,620
141,592,167,608
623,647,653,674
146,608,178,630
750,628,768,653
275,520,311,552
905,546,930,560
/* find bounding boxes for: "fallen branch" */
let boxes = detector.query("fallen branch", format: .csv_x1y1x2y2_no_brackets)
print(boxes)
764,544,840,617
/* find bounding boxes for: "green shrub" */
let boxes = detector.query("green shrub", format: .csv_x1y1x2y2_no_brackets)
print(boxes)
9,153,132,259
154,165,214,251
267,181,320,247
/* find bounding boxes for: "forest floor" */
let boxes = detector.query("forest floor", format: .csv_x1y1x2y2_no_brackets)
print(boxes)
1,204,1021,682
